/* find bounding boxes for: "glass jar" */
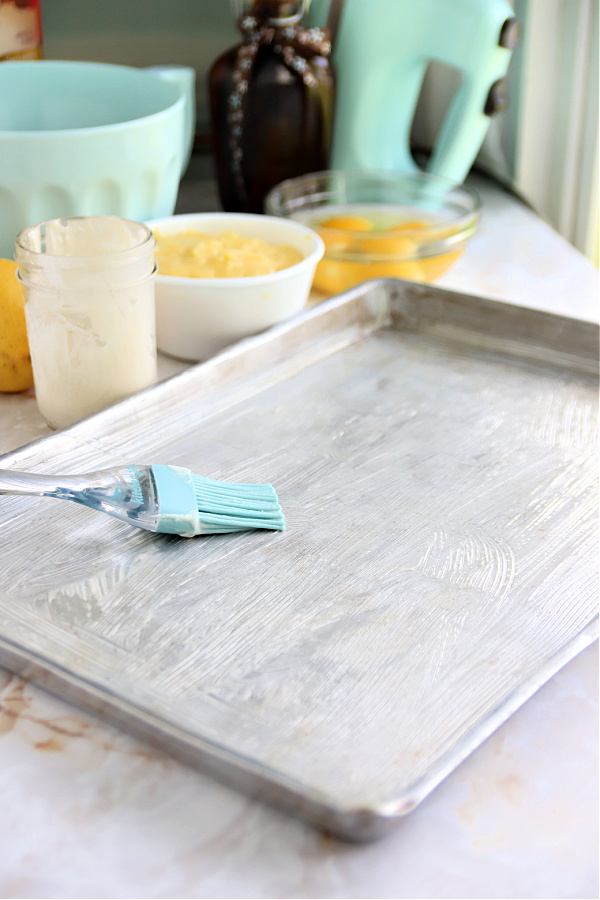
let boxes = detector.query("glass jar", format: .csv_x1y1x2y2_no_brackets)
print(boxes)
0,0,43,61
15,215,157,430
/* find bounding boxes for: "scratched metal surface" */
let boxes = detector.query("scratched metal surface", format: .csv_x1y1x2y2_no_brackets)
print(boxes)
0,279,597,841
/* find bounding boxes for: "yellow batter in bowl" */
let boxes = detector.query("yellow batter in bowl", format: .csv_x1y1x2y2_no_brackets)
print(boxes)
154,229,303,279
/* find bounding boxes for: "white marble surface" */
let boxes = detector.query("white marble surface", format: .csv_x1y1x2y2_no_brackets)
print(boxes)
0,173,598,899
438,175,599,323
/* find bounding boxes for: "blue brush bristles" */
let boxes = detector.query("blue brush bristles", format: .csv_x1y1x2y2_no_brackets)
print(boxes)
191,473,285,534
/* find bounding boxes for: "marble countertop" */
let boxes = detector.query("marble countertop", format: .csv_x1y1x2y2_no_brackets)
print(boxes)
0,173,597,899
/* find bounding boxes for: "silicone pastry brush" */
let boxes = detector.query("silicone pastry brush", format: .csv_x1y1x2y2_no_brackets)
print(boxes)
0,464,285,536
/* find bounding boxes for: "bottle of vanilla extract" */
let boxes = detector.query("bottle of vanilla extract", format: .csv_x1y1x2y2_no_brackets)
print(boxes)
208,0,334,213
0,0,43,61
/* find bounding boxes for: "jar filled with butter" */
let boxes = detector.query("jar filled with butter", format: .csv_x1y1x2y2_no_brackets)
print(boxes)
15,216,157,430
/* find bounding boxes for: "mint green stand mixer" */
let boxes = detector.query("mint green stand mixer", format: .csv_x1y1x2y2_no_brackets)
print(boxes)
307,0,518,183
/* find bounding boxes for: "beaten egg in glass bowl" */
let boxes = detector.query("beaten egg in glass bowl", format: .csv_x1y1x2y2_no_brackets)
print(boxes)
145,212,324,361
265,170,480,296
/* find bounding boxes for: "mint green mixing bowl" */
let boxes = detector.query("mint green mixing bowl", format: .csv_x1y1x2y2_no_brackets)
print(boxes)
0,60,195,258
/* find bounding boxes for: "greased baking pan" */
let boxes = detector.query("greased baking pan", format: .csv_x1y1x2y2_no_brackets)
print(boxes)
0,279,597,841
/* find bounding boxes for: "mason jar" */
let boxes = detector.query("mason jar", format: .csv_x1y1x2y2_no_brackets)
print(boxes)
15,215,157,429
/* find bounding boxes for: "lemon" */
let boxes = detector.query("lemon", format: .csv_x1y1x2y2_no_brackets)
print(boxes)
0,258,34,393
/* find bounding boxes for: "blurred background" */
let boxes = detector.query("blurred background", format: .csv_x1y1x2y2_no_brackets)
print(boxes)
30,0,600,266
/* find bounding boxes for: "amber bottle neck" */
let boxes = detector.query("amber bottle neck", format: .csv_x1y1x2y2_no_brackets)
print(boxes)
236,0,306,25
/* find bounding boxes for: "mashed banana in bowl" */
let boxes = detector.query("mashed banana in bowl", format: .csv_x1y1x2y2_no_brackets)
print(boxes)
154,229,303,279
146,211,324,361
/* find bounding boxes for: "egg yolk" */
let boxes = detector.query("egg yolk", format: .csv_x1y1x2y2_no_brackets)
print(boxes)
310,213,464,295
318,215,373,231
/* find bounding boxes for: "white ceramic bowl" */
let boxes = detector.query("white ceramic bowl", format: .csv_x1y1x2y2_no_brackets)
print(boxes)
145,212,325,361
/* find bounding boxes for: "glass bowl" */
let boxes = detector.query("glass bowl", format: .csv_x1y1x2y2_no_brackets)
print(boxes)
265,170,480,296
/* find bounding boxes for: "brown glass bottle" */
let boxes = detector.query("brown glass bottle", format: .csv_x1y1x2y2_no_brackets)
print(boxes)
208,1,334,213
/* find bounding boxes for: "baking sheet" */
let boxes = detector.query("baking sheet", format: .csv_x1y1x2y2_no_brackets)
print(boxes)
0,279,597,841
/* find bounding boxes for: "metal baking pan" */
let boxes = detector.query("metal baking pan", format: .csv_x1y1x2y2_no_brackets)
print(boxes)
0,279,597,842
